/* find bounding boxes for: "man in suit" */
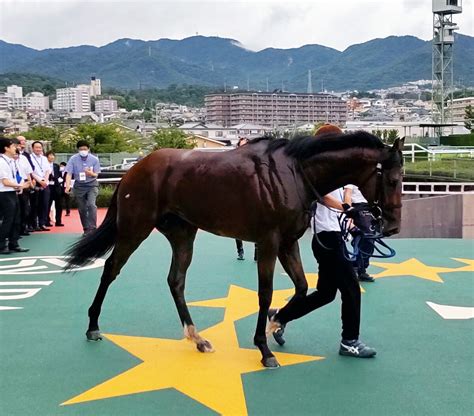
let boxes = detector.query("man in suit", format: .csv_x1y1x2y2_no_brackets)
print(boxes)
46,151,64,226
59,162,70,216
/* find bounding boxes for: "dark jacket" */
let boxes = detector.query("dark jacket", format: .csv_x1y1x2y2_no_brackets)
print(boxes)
48,163,62,188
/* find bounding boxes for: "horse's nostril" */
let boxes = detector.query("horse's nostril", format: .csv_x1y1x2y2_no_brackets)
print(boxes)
385,227,399,236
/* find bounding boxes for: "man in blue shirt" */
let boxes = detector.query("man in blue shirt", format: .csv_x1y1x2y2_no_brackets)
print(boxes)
65,140,101,235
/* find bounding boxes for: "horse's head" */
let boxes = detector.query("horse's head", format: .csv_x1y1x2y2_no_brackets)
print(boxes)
358,138,404,237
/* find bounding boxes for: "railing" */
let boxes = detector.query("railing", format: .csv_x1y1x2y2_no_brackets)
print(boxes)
403,143,474,163
402,182,474,195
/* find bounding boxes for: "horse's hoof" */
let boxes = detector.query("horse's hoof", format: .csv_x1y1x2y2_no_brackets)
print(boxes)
86,330,102,341
261,356,280,368
197,340,214,353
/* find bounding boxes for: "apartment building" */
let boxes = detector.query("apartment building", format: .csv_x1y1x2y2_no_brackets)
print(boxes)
449,97,474,123
54,87,91,112
95,99,118,113
10,92,49,111
205,92,347,128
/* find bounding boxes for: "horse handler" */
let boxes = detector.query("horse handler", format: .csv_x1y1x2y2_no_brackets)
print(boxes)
268,124,376,358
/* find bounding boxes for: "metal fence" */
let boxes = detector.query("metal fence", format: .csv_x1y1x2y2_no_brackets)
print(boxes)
55,152,140,168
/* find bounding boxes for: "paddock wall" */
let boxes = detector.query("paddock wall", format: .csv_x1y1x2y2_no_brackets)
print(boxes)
394,194,474,239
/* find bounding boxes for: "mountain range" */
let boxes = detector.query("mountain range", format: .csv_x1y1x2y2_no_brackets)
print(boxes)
1,34,473,91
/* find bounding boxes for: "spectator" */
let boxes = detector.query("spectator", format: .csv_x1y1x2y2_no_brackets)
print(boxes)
65,140,101,235
15,136,34,235
0,137,29,254
59,162,71,216
45,151,64,227
30,141,51,231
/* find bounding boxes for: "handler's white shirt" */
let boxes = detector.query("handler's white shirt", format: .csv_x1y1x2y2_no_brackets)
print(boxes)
312,188,344,233
348,184,367,204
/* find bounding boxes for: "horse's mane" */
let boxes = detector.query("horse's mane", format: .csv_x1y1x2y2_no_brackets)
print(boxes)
249,131,385,161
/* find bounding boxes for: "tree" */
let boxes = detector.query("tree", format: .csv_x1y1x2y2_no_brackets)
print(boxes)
74,124,140,153
386,129,399,144
371,129,383,139
23,126,61,142
142,109,154,122
464,104,474,133
152,128,196,150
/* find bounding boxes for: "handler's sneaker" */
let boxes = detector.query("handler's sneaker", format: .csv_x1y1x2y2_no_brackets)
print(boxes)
358,272,375,282
339,339,376,358
267,309,286,346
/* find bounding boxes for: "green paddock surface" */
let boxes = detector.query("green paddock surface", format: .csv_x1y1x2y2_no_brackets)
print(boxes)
1,232,473,416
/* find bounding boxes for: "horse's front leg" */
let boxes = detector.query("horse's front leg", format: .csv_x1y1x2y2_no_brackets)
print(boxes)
164,222,213,353
254,238,279,368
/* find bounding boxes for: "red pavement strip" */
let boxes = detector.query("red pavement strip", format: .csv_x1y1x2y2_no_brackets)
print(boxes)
48,208,107,234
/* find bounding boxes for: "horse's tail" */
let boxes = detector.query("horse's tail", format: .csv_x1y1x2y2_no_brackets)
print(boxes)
64,185,120,270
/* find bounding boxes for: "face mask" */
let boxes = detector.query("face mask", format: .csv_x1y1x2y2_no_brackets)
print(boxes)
79,150,89,157
60,167,65,172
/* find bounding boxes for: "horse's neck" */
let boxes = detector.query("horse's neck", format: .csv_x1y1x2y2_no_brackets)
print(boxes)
304,148,380,196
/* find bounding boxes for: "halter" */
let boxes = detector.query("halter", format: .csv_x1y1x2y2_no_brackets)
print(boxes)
299,160,397,260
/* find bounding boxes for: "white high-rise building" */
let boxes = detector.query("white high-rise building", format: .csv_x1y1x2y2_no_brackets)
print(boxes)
54,87,91,112
0,93,8,110
7,85,23,98
90,77,101,97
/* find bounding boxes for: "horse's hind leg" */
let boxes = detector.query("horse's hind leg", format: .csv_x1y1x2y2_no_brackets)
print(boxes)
86,230,151,341
160,216,212,352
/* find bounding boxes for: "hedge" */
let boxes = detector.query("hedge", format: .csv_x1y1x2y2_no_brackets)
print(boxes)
70,185,116,208
440,133,474,146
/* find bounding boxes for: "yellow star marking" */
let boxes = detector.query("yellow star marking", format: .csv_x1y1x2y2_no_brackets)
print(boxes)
189,284,294,320
305,273,319,288
371,258,460,283
449,258,474,273
189,274,363,323
62,323,322,415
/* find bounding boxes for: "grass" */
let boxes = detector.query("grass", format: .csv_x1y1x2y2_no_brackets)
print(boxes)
404,157,474,181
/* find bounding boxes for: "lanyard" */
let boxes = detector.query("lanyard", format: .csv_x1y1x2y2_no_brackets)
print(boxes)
0,155,16,179
32,154,45,174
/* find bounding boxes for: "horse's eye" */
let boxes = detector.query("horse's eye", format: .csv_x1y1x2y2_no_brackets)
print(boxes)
389,179,398,187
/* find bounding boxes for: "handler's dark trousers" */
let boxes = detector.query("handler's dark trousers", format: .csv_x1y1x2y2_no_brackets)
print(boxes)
0,191,21,249
276,231,361,340
73,185,99,232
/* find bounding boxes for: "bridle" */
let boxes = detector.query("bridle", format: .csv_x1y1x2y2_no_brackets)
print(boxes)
298,157,399,260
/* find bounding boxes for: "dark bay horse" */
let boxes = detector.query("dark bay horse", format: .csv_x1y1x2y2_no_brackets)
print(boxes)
65,131,404,368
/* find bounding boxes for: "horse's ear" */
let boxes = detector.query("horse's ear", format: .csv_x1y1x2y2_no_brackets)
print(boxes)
392,137,405,151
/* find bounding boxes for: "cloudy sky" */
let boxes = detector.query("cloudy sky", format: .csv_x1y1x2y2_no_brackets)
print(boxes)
1,0,473,51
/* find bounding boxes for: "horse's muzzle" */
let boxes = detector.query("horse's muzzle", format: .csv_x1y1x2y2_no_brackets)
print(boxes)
383,227,400,237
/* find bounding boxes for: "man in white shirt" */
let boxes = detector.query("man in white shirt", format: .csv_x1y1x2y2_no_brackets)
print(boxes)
15,136,34,235
0,137,29,254
30,141,51,231
268,124,376,358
